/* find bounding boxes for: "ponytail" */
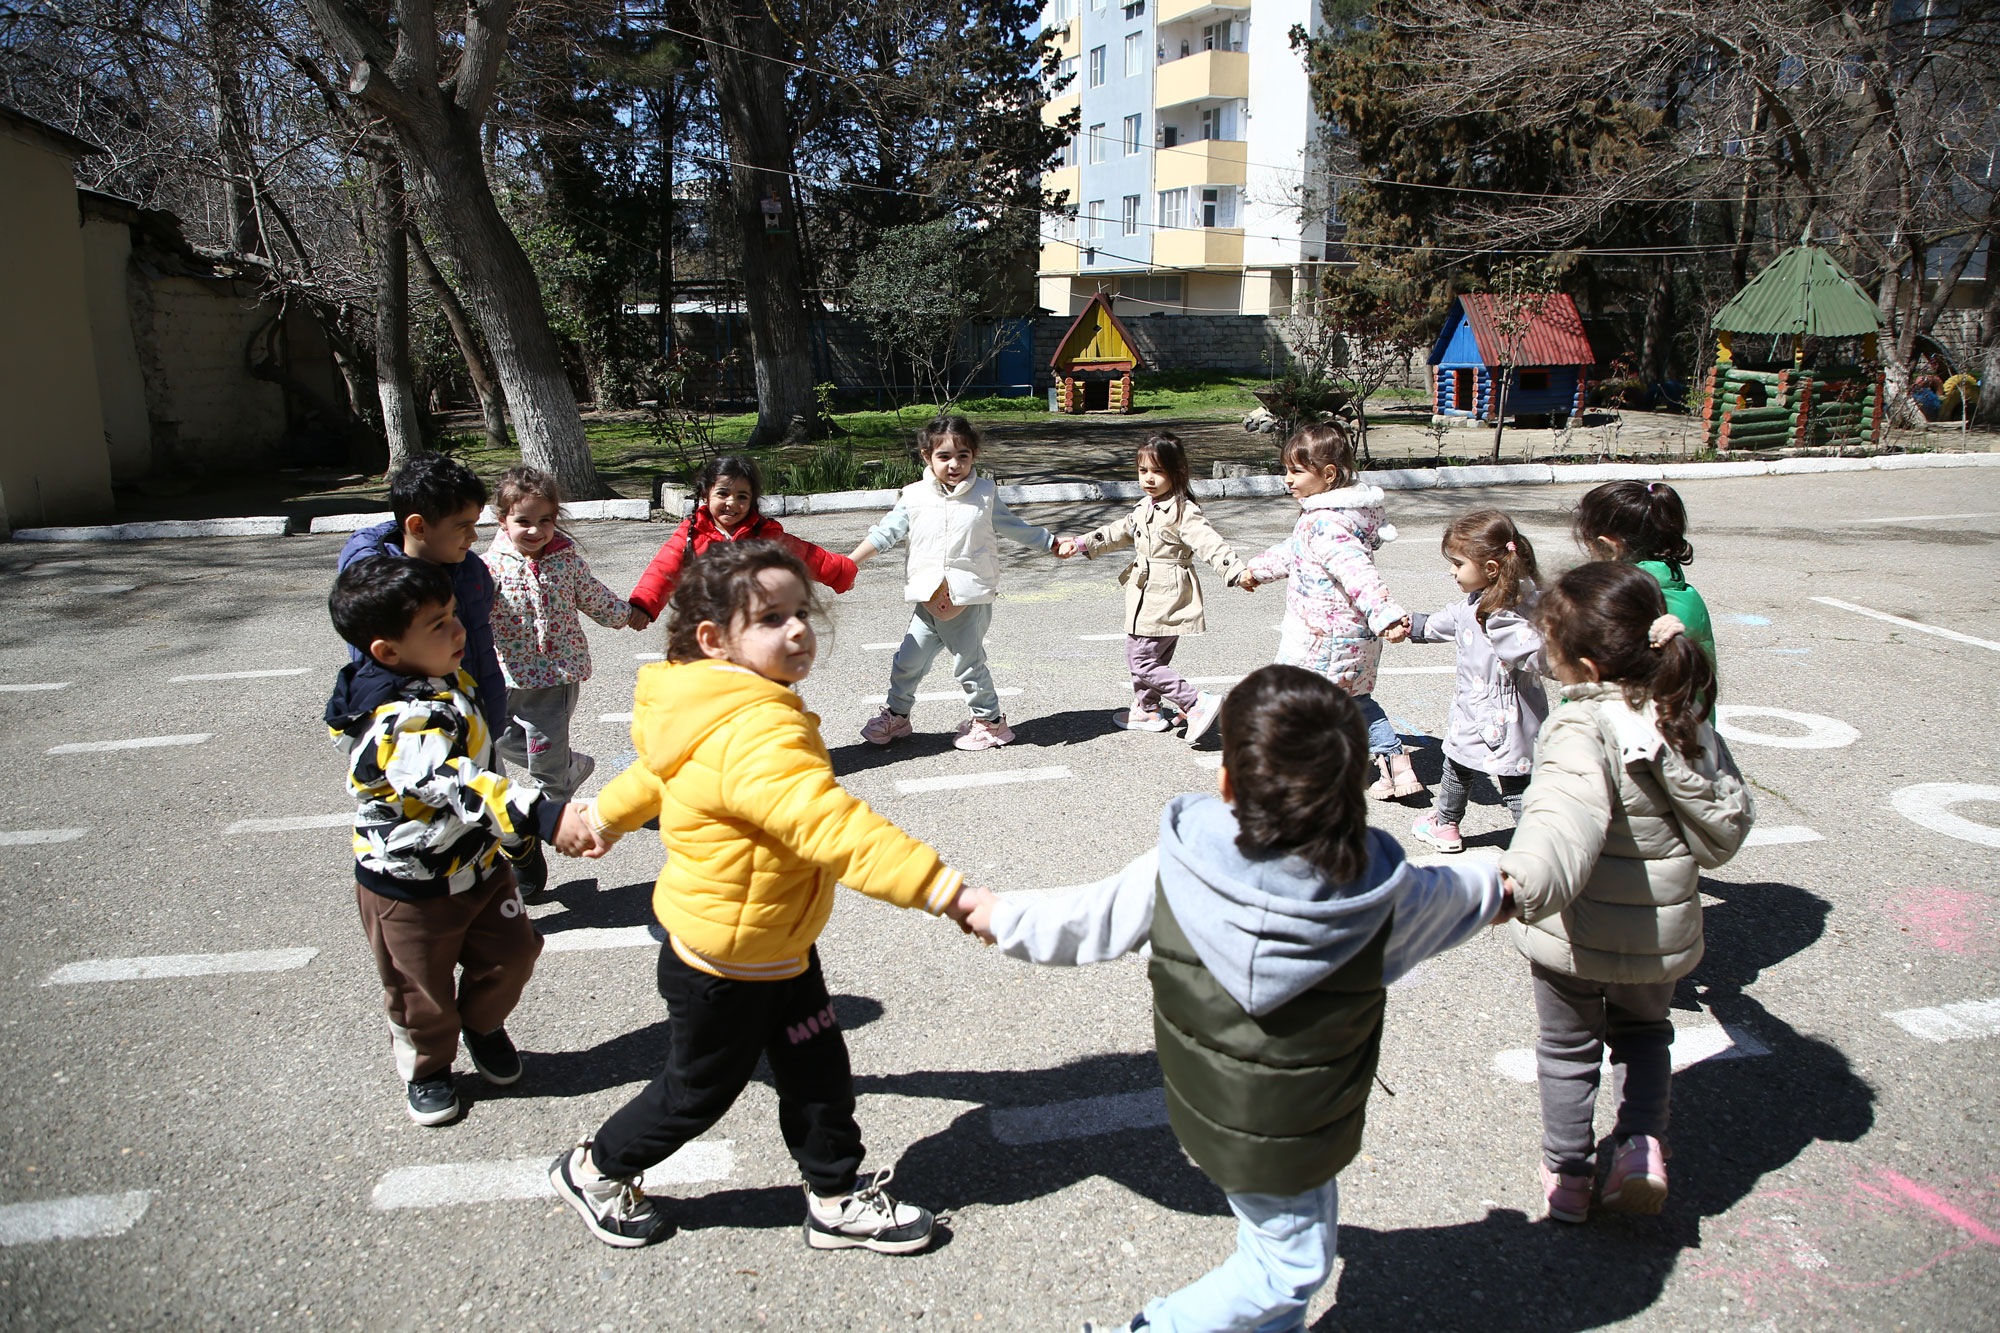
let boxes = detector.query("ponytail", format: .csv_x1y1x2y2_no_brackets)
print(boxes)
1441,508,1538,622
1537,563,1715,763
1573,480,1695,567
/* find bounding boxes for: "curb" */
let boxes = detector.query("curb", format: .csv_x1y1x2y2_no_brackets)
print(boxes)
306,497,651,535
12,516,290,543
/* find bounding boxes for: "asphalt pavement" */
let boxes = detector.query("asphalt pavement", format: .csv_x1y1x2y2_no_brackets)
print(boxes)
1,468,1996,1331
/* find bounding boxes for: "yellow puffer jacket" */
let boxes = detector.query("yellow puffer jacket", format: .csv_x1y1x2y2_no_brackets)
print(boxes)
593,658,962,979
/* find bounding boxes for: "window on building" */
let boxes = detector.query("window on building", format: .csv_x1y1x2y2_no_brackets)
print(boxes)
1200,20,1242,50
1051,213,1076,243
1121,0,1143,16
1059,55,1078,85
1088,45,1105,86
1158,187,1188,230
1124,32,1144,77
1518,370,1551,392
1123,114,1142,155
1087,123,1107,163
1120,274,1183,306
1058,133,1078,167
1199,185,1237,228
1161,123,1179,148
1086,200,1104,238
1121,194,1142,235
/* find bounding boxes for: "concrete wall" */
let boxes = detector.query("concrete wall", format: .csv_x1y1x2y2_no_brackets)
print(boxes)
129,272,290,472
79,215,151,482
0,124,114,527
1033,309,1293,383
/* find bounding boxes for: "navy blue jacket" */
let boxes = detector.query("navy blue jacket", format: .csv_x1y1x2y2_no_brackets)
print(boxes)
338,520,508,731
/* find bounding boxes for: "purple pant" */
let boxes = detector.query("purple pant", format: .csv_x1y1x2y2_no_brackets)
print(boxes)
1127,634,1200,713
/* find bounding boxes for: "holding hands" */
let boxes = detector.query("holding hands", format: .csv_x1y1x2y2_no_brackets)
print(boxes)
1054,537,1079,559
946,885,998,943
1381,616,1413,643
552,802,615,859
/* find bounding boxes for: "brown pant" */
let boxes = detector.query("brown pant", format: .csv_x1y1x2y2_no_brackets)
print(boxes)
356,864,543,1081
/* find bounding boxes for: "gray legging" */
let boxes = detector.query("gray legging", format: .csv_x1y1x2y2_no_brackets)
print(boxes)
1435,758,1529,825
1531,962,1676,1174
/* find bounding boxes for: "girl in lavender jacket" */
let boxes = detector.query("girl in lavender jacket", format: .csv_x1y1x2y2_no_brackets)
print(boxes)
1408,509,1550,855
1242,423,1420,801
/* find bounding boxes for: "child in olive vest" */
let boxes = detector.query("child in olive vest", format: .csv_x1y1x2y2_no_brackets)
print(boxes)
964,665,1509,1333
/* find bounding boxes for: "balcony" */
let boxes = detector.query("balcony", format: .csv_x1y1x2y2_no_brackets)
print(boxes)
1152,227,1243,269
1156,0,1246,23
1154,49,1249,110
1153,137,1247,192
1041,165,1080,204
1046,19,1080,56
1041,92,1079,127
1039,240,1082,274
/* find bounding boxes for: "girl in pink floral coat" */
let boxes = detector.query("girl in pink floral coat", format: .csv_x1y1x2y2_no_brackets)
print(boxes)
1243,424,1423,800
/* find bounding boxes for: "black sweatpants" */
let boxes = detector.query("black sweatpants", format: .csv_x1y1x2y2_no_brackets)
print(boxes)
590,941,865,1195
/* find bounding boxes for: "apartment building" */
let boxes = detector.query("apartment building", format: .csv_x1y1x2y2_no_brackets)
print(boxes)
1037,0,1329,318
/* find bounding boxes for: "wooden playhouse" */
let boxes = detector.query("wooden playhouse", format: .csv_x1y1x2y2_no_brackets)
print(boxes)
1428,292,1594,423
1702,244,1886,451
1049,293,1146,414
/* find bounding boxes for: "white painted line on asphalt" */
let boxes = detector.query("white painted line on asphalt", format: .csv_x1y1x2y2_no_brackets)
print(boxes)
1841,512,1999,524
539,925,658,954
223,813,350,835
1713,706,1858,750
862,642,900,651
1194,754,1223,770
0,682,71,692
600,712,633,722
896,766,1075,795
1493,1022,1769,1083
1885,997,2000,1043
864,688,1024,705
45,947,318,986
0,1191,151,1246
634,652,663,661
1810,596,2000,654
169,668,312,682
1410,847,1502,868
0,828,89,846
1745,825,1824,847
1381,665,1457,675
1890,783,2000,849
370,1142,734,1211
47,733,214,755
1078,633,1126,641
989,1089,1168,1145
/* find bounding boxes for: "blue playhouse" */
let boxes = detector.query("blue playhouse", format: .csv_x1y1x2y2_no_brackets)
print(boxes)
1428,292,1596,423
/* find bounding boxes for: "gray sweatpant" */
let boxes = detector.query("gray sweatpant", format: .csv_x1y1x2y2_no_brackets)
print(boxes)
1531,962,1676,1175
494,682,590,804
1435,758,1530,825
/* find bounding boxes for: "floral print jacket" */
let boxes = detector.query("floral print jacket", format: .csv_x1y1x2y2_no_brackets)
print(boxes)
484,530,633,689
1246,484,1408,694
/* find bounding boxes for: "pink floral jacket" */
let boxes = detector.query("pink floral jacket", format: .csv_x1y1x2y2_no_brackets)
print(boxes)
483,531,632,689
1246,484,1408,694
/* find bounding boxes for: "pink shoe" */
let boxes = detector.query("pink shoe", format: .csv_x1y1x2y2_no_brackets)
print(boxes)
1541,1162,1591,1224
860,707,913,746
1601,1135,1669,1215
1114,705,1171,732
1411,812,1463,854
953,717,1015,751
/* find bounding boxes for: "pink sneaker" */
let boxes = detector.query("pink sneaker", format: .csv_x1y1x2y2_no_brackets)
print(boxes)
953,717,1015,751
1114,705,1171,732
1541,1162,1591,1224
860,707,913,746
1601,1135,1669,1215
1411,812,1463,854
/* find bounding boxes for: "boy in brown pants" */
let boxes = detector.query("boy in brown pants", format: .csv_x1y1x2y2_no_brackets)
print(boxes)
326,555,589,1125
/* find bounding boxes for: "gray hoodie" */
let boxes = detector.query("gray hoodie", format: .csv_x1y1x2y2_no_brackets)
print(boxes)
989,794,1503,1014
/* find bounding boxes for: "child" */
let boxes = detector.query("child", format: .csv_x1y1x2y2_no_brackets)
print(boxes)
1241,422,1420,799
1074,431,1248,745
546,540,980,1250
484,466,638,896
1408,509,1549,855
338,455,507,734
1499,561,1753,1224
962,665,1510,1333
627,455,857,629
849,415,1075,751
1572,480,1716,680
325,556,590,1127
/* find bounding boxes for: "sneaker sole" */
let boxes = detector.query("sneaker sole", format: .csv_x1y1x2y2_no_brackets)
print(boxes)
1412,832,1463,854
466,1051,522,1086
548,1153,660,1248
804,1220,934,1254
1545,1202,1589,1225
1602,1176,1667,1215
407,1098,460,1127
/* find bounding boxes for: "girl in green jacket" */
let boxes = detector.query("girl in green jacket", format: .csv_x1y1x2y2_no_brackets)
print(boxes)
1573,480,1717,689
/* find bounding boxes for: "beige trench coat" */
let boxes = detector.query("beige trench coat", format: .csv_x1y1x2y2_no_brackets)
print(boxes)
1082,495,1246,636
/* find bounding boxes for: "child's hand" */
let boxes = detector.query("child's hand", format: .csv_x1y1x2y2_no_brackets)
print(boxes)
950,885,998,943
554,803,614,859
628,605,653,632
1053,537,1077,559
1381,617,1412,643
1496,873,1520,923
1071,536,1092,560
1236,572,1258,592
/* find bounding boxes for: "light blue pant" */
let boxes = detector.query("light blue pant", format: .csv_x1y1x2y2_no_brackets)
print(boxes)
1352,693,1402,756
885,602,1001,720
1141,1182,1339,1333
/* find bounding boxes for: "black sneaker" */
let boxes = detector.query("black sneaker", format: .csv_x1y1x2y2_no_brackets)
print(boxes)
462,1025,522,1085
549,1141,667,1248
517,842,550,903
804,1167,934,1254
406,1071,459,1126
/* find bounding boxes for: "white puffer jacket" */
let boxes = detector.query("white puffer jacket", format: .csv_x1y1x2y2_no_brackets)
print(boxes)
863,474,1054,607
1499,682,1754,985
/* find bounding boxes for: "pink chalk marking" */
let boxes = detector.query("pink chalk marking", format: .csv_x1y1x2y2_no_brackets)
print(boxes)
1873,1168,2000,1246
1887,885,1996,956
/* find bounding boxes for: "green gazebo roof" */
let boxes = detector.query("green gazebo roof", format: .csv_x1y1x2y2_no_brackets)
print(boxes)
1713,244,1882,338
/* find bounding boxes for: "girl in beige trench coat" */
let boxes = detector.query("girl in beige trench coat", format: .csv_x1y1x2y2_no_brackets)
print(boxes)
1075,434,1249,745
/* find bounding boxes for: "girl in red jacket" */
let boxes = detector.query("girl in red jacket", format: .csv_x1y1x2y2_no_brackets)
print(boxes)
627,456,858,629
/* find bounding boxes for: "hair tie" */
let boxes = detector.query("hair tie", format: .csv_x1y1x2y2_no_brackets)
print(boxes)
1648,613,1686,649
1505,540,1516,552
1646,482,1660,495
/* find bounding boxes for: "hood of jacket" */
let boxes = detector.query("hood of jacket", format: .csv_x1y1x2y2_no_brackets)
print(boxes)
486,529,575,565
631,658,802,779
1301,483,1397,547
1155,792,1408,1016
1559,681,1754,868
324,656,430,735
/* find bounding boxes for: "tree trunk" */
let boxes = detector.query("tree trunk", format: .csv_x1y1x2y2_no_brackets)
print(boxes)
1976,277,2000,428
692,0,817,446
410,228,510,452
1637,257,1673,386
1489,371,1509,461
370,151,425,472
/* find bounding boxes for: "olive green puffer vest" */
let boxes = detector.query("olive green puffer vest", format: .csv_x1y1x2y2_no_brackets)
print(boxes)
1148,888,1389,1196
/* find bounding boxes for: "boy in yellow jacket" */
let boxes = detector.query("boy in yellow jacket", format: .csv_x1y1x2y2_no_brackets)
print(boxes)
546,540,977,1249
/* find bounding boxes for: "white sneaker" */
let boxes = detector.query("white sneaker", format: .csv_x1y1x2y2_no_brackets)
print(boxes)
548,1141,667,1248
804,1168,934,1253
1182,691,1223,744
1114,706,1171,732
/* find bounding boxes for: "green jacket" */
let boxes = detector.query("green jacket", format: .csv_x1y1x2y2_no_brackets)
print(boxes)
1636,559,1716,691
1148,889,1390,1196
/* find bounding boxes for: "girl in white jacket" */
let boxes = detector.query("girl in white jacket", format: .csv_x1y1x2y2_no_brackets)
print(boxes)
850,417,1075,751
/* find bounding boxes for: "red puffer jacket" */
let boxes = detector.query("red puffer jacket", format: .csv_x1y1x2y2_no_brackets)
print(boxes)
628,508,858,618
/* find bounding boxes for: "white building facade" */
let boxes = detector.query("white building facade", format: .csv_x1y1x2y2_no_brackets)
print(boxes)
1037,0,1330,317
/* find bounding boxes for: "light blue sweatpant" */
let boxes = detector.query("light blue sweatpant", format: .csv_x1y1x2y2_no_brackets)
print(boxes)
1141,1181,1339,1333
885,602,1001,720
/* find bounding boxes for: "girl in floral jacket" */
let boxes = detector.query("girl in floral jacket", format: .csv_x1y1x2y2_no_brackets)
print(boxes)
1243,423,1421,800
